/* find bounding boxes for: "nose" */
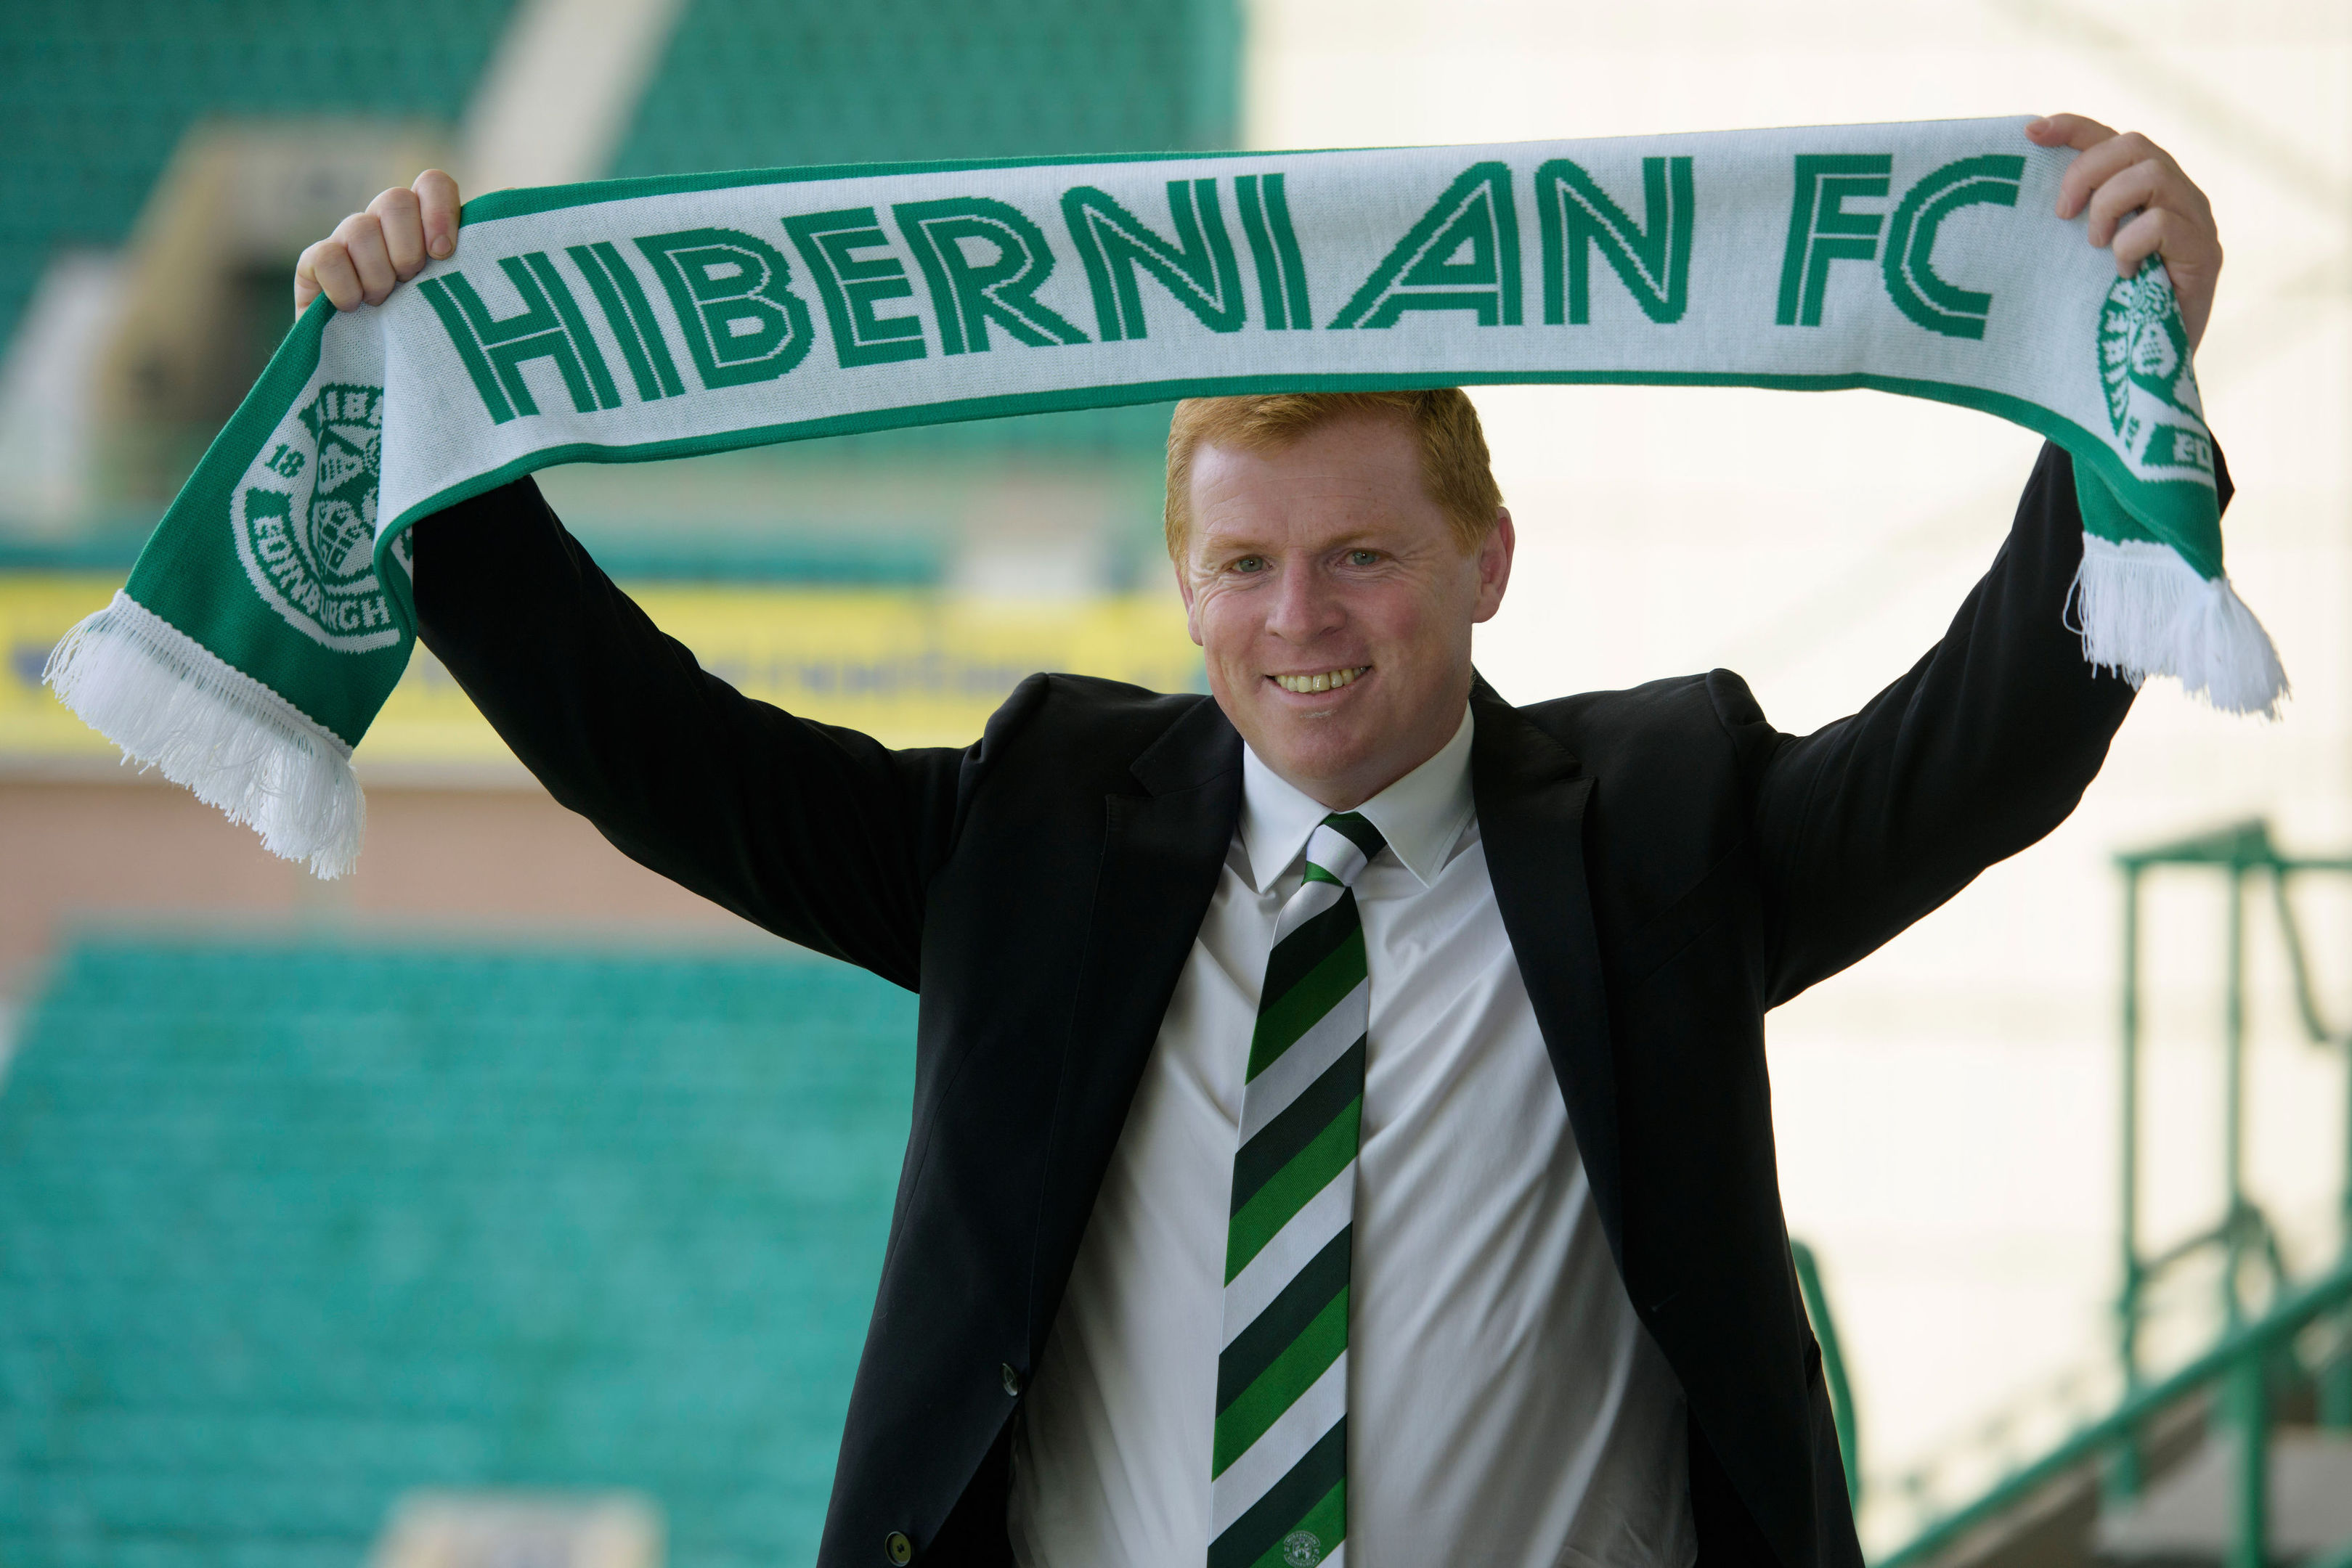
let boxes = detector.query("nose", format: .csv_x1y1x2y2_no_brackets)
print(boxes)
1264,556,1343,645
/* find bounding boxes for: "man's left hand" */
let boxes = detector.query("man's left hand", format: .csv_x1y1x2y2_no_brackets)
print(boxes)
2030,113,2221,350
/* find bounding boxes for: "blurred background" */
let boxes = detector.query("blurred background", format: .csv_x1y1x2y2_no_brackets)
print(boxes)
0,1,2347,1564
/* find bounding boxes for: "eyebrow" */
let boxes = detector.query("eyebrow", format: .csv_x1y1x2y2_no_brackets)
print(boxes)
1195,523,1393,558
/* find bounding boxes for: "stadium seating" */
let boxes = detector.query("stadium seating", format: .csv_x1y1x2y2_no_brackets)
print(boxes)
613,0,1238,176
0,935,919,1568
0,0,518,356
608,0,1241,460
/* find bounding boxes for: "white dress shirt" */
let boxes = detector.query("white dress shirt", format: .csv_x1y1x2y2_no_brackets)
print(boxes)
1007,705,1696,1568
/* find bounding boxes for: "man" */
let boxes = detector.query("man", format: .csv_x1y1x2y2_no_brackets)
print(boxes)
294,115,2226,1567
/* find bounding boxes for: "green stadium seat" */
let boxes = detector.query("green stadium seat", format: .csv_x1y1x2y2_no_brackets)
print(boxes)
0,935,920,1568
0,1,519,349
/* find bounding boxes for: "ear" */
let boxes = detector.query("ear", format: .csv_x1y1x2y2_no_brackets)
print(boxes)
1470,508,1515,624
1175,558,1205,647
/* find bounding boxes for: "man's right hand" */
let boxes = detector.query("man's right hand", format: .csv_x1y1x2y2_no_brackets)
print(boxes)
293,170,463,319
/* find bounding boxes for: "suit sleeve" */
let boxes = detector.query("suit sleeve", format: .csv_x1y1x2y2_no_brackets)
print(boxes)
1722,440,2233,1008
407,474,972,989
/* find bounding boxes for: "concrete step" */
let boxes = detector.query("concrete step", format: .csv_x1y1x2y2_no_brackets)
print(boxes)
2098,1429,2352,1561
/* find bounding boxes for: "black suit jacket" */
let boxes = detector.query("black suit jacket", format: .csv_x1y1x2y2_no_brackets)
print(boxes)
413,440,2200,1568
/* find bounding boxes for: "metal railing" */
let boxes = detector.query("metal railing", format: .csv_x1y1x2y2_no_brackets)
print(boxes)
1876,1253,2352,1567
1854,819,2352,1568
1793,1238,1862,1507
2114,821,2352,1460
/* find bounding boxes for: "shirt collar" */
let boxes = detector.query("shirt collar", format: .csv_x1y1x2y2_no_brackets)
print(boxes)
1238,704,1476,894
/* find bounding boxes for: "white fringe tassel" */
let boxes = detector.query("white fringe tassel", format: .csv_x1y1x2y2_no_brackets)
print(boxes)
43,592,365,878
2068,535,2289,719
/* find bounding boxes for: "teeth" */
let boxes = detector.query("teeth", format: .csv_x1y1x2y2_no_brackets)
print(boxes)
1274,666,1369,694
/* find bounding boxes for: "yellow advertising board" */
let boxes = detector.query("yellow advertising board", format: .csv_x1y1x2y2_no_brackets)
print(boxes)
0,573,1203,768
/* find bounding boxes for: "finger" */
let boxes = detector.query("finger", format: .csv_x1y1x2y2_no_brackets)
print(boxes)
293,249,320,316
296,239,362,316
2056,128,2160,221
2112,206,2197,278
2027,113,2118,152
414,168,461,260
335,211,398,305
2084,158,2164,248
2115,206,2220,348
368,186,427,279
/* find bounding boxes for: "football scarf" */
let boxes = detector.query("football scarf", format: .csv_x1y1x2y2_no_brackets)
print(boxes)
47,115,2279,876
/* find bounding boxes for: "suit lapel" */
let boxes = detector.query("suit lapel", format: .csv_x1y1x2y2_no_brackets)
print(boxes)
1031,684,1621,1334
1470,679,1624,1251
1030,698,1242,1347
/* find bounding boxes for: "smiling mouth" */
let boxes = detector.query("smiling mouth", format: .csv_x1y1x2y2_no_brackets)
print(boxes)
1271,666,1371,694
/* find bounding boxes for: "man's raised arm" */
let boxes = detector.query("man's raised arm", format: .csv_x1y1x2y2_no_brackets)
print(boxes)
1734,115,2229,1006
302,174,974,988
1734,441,2236,1005
410,479,974,989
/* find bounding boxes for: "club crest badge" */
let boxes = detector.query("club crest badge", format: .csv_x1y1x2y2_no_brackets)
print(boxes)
230,381,408,652
1279,1530,1325,1567
2097,266,2215,486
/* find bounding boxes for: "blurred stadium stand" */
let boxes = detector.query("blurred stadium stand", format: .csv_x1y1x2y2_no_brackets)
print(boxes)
612,0,1235,173
0,936,916,1568
0,0,516,359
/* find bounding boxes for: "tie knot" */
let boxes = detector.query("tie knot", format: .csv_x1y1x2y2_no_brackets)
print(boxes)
1303,811,1386,889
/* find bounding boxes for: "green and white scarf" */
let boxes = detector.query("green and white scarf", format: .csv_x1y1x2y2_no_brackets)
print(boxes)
46,115,2280,877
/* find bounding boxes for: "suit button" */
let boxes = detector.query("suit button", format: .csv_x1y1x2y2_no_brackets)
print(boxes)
883,1531,912,1565
1001,1363,1022,1397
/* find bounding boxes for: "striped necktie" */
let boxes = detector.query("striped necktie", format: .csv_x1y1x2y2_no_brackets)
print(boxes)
1210,810,1386,1568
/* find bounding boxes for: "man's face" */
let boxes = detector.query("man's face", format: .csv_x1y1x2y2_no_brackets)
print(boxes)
1176,412,1514,810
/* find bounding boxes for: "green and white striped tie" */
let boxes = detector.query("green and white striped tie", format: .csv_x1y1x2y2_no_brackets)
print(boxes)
1210,810,1385,1568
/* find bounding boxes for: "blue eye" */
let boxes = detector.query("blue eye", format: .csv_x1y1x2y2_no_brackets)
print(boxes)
1234,556,1267,573
1348,550,1380,566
